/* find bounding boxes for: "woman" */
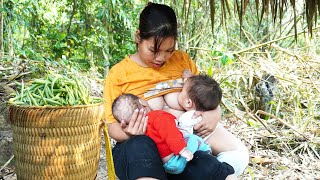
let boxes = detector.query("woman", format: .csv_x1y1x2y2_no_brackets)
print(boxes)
104,2,248,180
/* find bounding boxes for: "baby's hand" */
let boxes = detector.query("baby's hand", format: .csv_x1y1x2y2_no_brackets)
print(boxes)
179,148,194,161
182,69,193,79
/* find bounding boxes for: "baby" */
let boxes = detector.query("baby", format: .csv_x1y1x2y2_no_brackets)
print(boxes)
176,73,222,141
151,70,222,141
112,93,212,174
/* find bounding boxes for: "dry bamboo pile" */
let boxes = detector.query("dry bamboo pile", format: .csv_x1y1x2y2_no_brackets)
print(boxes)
208,39,320,179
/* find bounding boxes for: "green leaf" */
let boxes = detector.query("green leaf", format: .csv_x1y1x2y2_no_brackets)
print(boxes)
220,53,235,65
220,55,228,65
247,119,256,127
211,50,223,57
96,9,105,18
58,33,67,41
207,67,213,77
246,166,254,179
0,7,7,13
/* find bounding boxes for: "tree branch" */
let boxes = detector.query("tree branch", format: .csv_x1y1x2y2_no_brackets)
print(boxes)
67,0,77,35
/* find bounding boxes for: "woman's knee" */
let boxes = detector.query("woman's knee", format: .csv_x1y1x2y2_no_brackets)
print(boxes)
207,124,246,153
216,149,249,176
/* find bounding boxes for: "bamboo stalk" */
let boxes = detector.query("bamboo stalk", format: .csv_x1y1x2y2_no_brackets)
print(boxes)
235,30,305,55
0,155,14,172
236,92,277,134
191,26,320,60
270,43,320,93
0,0,3,59
271,43,320,74
256,110,309,140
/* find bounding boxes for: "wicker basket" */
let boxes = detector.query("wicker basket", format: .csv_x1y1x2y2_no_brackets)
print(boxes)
9,103,104,180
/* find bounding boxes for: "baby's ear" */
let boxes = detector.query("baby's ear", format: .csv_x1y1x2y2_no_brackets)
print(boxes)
185,98,193,108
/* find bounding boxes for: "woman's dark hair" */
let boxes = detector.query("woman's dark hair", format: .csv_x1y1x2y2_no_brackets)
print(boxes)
186,75,222,111
138,2,178,53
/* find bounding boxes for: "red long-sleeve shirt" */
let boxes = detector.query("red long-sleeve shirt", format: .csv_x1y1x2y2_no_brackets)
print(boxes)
146,110,187,158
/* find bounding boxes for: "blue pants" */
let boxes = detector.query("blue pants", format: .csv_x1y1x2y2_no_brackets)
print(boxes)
163,134,212,174
112,135,234,180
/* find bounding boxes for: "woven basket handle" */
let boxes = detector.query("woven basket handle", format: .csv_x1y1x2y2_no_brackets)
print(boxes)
102,124,116,180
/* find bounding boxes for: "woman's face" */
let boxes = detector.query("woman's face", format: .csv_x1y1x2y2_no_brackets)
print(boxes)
137,36,175,69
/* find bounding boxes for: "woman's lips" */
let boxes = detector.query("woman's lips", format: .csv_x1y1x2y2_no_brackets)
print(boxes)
152,62,164,68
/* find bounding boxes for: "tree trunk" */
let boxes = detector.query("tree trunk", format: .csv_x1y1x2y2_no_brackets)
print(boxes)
67,0,77,35
8,24,14,59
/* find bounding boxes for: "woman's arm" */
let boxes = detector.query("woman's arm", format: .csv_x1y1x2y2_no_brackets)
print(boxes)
192,105,243,153
193,105,222,138
108,122,131,142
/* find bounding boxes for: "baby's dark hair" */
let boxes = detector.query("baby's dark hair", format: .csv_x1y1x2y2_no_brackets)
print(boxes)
138,2,177,54
112,94,143,123
186,75,222,111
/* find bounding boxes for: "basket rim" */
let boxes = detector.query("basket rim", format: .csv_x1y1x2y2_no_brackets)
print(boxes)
9,102,104,110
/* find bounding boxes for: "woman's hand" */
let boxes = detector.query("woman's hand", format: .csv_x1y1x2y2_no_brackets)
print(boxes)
182,69,193,79
193,106,222,138
121,108,148,136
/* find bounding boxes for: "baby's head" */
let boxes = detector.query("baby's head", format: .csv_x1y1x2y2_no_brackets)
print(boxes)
178,74,222,111
112,93,150,124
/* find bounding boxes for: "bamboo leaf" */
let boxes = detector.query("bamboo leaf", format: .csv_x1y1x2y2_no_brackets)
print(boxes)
318,0,320,18
209,0,215,37
258,0,266,31
255,0,259,21
235,0,243,37
274,0,278,24
290,0,298,41
221,0,226,27
279,0,286,33
225,0,231,16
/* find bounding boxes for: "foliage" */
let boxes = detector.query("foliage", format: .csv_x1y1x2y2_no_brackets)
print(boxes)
2,0,144,75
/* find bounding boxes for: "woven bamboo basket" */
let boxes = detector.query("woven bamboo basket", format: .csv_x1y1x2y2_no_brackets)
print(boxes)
9,103,104,180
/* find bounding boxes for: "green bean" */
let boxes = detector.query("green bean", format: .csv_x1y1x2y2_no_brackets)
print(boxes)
46,85,54,98
43,82,49,98
32,79,47,85
20,80,24,101
51,76,60,92
45,98,63,106
27,89,38,106
38,89,47,105
12,101,28,105
9,73,104,106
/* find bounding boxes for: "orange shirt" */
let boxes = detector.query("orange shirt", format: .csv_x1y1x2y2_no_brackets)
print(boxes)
104,50,199,124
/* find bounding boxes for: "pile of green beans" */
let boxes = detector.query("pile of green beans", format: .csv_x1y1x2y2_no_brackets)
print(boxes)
8,73,103,106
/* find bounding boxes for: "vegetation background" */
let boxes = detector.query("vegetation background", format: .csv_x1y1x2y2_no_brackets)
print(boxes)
0,0,319,179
